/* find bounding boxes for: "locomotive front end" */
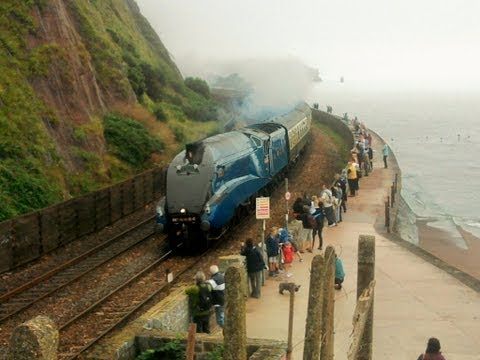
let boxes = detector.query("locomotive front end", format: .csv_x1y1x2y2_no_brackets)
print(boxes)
157,142,214,251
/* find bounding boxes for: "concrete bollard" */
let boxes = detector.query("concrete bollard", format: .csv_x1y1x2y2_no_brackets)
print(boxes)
8,316,58,360
320,245,335,360
303,254,325,360
357,235,376,360
223,264,247,360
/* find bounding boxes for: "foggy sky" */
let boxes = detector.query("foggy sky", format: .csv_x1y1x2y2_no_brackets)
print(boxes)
136,0,480,91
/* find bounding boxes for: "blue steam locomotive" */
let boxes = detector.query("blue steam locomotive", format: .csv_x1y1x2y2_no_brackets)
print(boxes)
156,102,312,251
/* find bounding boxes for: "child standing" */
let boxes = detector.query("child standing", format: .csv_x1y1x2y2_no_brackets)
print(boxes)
282,241,294,277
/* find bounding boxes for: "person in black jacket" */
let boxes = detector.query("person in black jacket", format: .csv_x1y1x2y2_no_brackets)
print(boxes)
207,265,225,328
240,238,265,298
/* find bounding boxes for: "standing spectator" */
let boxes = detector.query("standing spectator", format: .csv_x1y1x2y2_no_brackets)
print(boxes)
417,337,447,360
333,182,343,223
186,271,213,333
266,227,280,276
207,265,225,329
334,255,345,290
321,184,336,227
240,238,265,299
281,241,295,277
279,228,303,262
312,199,325,250
382,143,389,168
347,161,358,197
292,197,305,219
369,147,373,170
363,149,370,176
336,172,348,213
298,205,314,252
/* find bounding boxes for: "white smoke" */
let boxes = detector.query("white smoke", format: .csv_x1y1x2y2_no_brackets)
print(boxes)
178,55,315,118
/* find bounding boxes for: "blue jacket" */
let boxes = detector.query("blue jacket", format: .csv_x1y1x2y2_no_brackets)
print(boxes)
266,235,280,257
335,258,345,280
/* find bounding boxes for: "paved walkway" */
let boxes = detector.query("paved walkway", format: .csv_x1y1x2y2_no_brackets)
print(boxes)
245,132,480,359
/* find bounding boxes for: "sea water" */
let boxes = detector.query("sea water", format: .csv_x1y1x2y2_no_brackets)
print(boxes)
307,83,480,246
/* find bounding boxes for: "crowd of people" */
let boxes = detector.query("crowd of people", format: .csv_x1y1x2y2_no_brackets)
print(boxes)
185,115,447,359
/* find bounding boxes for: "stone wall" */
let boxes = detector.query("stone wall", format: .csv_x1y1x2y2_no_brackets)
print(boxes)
136,330,286,360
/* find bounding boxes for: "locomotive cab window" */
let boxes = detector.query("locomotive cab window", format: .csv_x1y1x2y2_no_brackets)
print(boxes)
250,136,262,148
216,165,225,178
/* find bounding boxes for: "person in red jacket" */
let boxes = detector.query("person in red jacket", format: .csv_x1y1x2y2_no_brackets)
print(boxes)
417,337,447,360
281,241,294,277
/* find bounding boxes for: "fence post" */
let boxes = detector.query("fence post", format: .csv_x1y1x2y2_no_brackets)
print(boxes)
303,255,325,360
357,235,375,360
223,265,247,360
390,184,395,205
320,245,335,360
347,280,376,359
385,201,390,231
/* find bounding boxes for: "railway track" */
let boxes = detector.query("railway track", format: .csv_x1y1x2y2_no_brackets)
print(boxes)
56,241,218,359
0,216,155,323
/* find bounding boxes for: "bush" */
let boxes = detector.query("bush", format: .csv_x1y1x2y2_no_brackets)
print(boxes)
153,106,167,122
0,161,61,219
140,63,165,101
185,77,210,98
136,339,185,360
182,100,218,122
103,114,164,167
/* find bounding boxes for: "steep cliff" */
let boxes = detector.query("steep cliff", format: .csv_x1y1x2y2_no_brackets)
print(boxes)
0,0,219,220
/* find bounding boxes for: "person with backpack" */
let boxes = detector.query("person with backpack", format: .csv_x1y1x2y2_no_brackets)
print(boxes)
240,238,266,298
207,265,225,328
186,271,213,333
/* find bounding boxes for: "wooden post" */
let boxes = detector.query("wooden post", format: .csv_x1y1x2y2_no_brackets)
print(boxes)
186,323,196,360
394,173,398,193
385,201,390,232
303,255,325,360
390,184,395,205
286,284,297,360
348,281,376,359
357,235,375,360
223,265,247,360
320,245,335,360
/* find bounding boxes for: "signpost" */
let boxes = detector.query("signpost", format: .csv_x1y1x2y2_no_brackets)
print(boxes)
285,178,290,231
256,197,270,286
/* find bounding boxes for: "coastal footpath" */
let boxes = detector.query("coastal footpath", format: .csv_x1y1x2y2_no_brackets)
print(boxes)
245,130,480,359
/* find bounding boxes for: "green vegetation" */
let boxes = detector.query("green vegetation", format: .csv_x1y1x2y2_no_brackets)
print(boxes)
314,122,351,169
0,0,225,221
0,1,65,220
103,114,164,167
136,340,223,360
185,77,210,98
136,339,185,360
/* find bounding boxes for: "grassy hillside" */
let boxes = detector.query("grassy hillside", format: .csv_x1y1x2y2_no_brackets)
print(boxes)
0,0,224,221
